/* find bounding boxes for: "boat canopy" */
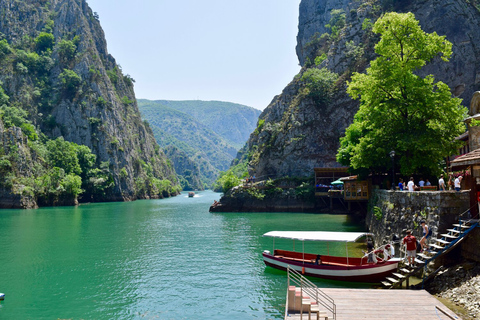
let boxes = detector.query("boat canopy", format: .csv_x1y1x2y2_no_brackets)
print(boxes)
262,231,373,242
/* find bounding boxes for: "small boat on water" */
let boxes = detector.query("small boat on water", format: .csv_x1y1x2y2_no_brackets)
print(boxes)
0,293,4,300
262,231,400,283
188,192,195,197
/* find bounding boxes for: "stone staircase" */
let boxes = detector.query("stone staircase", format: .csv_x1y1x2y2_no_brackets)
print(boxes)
381,219,479,288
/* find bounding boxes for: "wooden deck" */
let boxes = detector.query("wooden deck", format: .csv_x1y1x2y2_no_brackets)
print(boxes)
286,288,461,320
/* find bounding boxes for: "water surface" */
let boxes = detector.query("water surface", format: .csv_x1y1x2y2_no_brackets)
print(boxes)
0,191,366,319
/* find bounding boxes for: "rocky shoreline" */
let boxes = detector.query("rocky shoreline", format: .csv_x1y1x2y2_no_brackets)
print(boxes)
427,262,480,319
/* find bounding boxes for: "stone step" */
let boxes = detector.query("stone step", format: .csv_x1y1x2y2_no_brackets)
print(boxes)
441,233,458,239
381,281,393,287
430,243,445,250
453,224,470,229
302,297,311,313
447,228,461,234
414,258,425,265
392,272,406,279
433,238,450,245
386,277,399,284
417,253,430,260
400,268,412,274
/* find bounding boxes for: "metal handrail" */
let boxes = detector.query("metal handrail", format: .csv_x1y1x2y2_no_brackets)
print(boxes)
287,265,336,320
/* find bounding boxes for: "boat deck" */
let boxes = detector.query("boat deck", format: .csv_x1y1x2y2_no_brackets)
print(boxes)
286,288,460,320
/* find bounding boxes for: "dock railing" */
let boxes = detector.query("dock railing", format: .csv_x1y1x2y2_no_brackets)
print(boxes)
287,265,336,320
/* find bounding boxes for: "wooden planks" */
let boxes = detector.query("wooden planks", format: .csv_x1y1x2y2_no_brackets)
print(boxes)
296,288,460,320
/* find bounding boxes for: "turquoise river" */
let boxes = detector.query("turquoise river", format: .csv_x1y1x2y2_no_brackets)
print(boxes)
0,190,369,319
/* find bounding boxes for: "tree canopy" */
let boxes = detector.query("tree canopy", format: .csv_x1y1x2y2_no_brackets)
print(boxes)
337,12,467,176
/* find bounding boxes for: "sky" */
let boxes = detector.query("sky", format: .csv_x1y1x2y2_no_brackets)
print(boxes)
86,0,302,110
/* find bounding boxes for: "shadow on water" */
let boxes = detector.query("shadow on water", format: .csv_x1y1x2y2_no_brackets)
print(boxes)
263,266,373,289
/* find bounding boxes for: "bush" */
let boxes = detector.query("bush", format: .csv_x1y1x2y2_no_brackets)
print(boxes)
218,172,241,193
59,69,81,95
301,68,338,106
58,39,77,62
35,32,55,53
0,39,12,57
46,137,82,175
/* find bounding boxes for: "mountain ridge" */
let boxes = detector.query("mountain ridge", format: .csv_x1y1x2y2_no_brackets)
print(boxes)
138,99,261,188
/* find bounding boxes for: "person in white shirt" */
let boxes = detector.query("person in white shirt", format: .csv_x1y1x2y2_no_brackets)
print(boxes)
438,175,445,191
407,177,415,191
454,176,462,192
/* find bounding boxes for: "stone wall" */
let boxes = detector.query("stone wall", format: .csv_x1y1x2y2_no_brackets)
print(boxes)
366,189,480,263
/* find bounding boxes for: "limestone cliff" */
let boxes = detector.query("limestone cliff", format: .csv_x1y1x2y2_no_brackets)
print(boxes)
0,0,178,206
245,0,480,179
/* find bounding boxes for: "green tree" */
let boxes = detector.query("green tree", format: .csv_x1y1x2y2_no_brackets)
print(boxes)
35,32,55,53
217,171,241,193
301,67,338,106
337,12,466,176
46,137,82,175
59,69,81,95
58,39,77,62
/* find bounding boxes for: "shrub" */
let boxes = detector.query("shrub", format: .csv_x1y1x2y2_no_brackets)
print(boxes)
58,39,77,62
0,39,12,57
301,68,338,106
35,32,55,53
59,69,81,95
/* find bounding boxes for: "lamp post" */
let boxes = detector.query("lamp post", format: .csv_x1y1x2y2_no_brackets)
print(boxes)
390,150,395,190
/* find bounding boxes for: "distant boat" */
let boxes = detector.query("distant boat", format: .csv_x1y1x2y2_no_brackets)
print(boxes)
0,293,4,300
188,192,195,197
262,231,400,283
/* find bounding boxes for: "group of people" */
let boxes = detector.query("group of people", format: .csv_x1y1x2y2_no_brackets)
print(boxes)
402,220,432,267
245,175,256,184
438,174,463,191
398,175,463,192
398,177,431,191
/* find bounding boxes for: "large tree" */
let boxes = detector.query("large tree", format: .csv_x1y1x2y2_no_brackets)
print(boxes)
337,12,467,176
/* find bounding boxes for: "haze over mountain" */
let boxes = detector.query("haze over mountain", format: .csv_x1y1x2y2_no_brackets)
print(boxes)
138,99,261,189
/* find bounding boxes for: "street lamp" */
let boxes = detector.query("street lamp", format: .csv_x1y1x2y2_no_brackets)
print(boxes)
390,150,395,190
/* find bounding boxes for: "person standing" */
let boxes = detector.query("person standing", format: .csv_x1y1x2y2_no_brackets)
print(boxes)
403,230,417,267
425,179,431,186
438,175,446,191
420,220,432,251
454,176,462,192
398,178,404,191
407,177,416,191
418,178,425,187
448,174,454,190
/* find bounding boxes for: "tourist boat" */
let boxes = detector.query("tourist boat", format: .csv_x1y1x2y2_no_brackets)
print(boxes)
188,192,195,197
262,231,401,283
0,293,4,300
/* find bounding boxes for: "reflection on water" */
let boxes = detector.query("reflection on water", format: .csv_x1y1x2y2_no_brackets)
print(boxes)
0,190,368,319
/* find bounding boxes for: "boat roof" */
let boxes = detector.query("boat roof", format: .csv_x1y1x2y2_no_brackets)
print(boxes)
262,231,373,242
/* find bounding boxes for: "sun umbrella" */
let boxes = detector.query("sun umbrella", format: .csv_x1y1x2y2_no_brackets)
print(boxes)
331,179,344,185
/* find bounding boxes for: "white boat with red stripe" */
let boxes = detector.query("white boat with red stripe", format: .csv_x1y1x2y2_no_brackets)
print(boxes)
262,231,400,283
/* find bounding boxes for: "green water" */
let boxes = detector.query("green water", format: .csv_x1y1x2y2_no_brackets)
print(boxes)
0,191,367,319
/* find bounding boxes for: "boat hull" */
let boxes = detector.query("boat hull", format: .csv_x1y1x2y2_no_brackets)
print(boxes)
263,252,400,283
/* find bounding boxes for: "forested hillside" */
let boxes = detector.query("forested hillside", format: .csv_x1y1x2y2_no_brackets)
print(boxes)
138,99,261,188
0,0,179,208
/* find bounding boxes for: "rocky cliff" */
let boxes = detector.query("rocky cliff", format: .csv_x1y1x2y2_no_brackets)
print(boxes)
0,0,179,207
244,0,480,179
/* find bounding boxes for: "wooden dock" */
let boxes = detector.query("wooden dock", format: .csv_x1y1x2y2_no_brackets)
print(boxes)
286,288,461,320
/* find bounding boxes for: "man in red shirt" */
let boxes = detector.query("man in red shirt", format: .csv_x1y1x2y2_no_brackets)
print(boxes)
402,230,417,266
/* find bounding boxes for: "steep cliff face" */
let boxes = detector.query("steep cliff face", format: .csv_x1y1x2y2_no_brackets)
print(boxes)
246,0,480,179
0,0,178,205
163,145,204,191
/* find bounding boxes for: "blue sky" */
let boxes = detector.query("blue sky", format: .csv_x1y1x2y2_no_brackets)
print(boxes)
86,0,301,110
